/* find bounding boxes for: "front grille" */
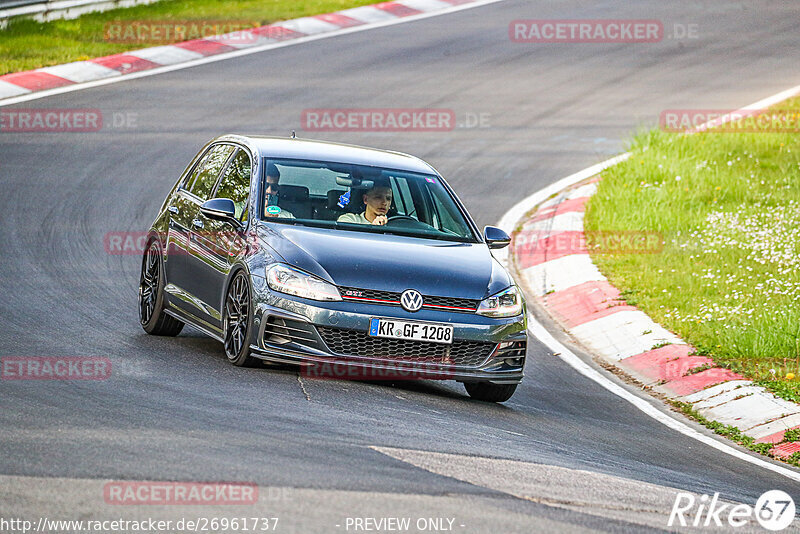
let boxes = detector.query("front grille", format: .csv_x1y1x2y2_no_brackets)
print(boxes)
263,316,324,350
340,287,400,303
316,326,495,368
339,286,479,313
424,295,480,310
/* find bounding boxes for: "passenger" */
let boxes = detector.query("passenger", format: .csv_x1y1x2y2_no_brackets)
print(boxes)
263,164,294,219
337,179,392,226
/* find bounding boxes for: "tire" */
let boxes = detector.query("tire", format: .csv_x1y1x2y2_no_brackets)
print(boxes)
139,240,184,336
464,382,518,403
223,271,259,367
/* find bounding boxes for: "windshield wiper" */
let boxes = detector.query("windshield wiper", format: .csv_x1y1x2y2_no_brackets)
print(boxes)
374,227,473,243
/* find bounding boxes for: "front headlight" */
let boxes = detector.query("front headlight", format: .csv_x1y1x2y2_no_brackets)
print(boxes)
476,286,522,317
266,264,341,302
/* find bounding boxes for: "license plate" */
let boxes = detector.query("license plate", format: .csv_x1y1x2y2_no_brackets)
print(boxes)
369,318,453,345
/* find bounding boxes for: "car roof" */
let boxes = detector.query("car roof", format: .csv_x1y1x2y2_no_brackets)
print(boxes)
217,135,437,175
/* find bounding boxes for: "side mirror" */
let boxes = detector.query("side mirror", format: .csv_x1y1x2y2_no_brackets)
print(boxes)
200,198,240,226
484,226,510,250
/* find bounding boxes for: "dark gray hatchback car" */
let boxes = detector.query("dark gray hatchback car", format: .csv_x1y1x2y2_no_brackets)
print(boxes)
139,135,527,402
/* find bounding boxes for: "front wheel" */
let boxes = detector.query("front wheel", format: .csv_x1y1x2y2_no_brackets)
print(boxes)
139,241,184,336
223,271,259,367
464,382,517,403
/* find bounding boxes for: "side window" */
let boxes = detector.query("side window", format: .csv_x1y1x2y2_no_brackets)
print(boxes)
275,164,343,196
183,152,210,191
214,149,252,221
390,176,415,217
429,187,471,236
187,144,235,200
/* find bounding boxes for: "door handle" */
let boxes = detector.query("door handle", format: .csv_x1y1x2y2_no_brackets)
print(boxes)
192,219,204,229
168,206,179,214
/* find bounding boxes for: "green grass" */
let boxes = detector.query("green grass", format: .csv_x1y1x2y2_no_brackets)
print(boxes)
784,427,800,442
585,98,800,402
0,0,376,75
673,401,796,465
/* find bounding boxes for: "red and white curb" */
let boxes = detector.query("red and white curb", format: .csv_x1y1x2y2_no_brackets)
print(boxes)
0,0,489,102
505,83,800,461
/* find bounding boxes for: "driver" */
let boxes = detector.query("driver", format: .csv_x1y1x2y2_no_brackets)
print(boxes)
337,179,392,226
263,163,295,219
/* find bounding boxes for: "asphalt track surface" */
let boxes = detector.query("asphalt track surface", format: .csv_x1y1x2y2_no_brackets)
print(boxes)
2,0,800,532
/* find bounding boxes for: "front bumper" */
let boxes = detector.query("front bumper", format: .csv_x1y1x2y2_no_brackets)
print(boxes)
248,278,527,385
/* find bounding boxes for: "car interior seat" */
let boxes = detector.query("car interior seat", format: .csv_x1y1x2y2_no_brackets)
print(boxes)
277,185,311,219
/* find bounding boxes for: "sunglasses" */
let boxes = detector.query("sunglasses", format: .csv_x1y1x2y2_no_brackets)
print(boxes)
265,181,280,191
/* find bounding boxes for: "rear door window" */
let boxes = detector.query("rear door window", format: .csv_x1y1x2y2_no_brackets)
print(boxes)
213,149,252,221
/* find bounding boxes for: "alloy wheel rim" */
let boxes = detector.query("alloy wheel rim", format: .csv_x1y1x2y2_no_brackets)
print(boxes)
224,274,250,359
139,243,159,325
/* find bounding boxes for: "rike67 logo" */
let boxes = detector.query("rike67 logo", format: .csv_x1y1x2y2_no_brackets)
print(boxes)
669,490,795,531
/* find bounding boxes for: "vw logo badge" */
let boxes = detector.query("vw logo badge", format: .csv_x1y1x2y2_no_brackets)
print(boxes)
400,289,424,312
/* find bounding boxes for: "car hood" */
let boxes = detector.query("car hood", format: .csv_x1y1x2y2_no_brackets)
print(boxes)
258,224,511,299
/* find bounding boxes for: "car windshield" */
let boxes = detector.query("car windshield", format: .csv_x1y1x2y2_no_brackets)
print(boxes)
259,158,478,243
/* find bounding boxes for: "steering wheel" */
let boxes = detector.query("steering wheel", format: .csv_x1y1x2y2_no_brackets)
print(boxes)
384,215,435,231
386,215,417,223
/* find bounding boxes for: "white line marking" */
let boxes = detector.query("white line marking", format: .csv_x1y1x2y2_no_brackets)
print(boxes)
526,314,800,482
522,254,605,296
521,210,585,232
39,61,121,83
278,17,342,35
0,0,507,108
748,414,800,441
492,153,631,268
495,84,800,251
338,5,400,23
681,380,753,403
569,310,684,361
0,80,30,98
691,84,800,133
500,85,800,481
127,45,205,64
400,0,453,11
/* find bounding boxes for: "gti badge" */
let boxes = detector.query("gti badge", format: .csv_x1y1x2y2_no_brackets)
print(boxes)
400,289,423,312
